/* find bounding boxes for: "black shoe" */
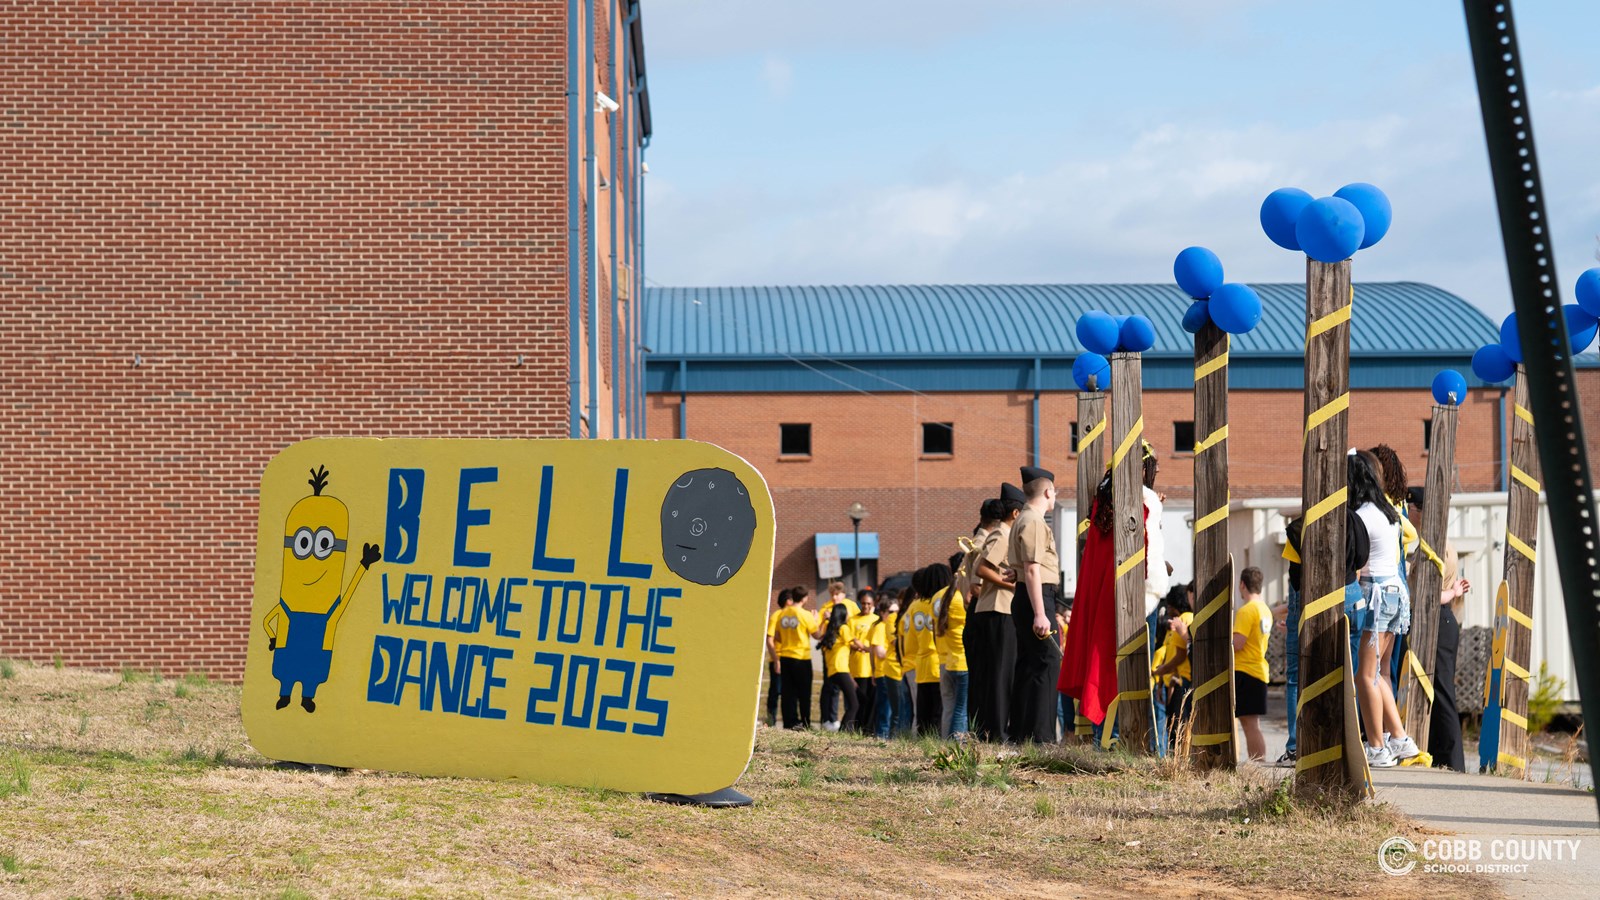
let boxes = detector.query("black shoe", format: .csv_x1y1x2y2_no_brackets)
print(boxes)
275,695,291,710
1275,750,1297,768
301,698,316,713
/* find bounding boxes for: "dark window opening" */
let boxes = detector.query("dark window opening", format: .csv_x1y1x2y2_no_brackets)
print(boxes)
780,423,812,456
1070,421,1081,454
922,422,954,455
1423,418,1433,453
1173,420,1196,454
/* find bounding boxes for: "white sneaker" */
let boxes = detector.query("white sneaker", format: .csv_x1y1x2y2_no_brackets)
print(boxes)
1366,744,1397,768
1387,735,1420,761
822,721,840,733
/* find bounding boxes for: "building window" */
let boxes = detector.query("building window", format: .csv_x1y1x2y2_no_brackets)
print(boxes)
1423,418,1433,453
1070,421,1080,454
922,422,954,456
780,423,811,456
1173,420,1196,454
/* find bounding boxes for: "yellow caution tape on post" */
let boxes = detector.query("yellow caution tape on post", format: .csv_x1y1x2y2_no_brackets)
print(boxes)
1081,417,1106,448
1303,393,1350,445
1295,743,1344,772
1406,650,1434,704
1507,532,1537,563
1193,505,1229,535
1116,547,1146,581
1511,465,1541,493
1306,303,1353,340
1418,539,1445,576
1297,666,1343,715
1513,403,1533,426
1192,585,1231,630
1506,605,1534,629
1299,587,1347,632
1194,351,1230,381
1193,425,1229,454
1112,415,1145,469
1303,486,1348,529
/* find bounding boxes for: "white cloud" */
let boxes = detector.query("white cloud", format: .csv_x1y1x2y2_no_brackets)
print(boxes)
648,84,1600,321
760,56,793,99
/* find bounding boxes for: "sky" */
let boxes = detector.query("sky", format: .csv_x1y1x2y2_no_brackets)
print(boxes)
639,0,1600,322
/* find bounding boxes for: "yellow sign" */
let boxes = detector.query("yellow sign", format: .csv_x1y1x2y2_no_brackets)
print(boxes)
242,438,775,794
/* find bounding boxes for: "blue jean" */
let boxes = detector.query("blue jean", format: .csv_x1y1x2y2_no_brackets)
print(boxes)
940,669,969,737
1285,586,1301,754
1344,580,1365,673
874,676,896,738
1146,609,1166,757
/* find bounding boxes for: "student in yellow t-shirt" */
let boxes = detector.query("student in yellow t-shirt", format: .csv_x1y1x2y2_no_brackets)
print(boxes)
847,589,881,734
818,603,859,732
767,592,819,729
817,581,861,730
877,595,906,738
764,588,792,727
933,576,969,739
1151,583,1195,752
1233,567,1272,761
903,565,946,737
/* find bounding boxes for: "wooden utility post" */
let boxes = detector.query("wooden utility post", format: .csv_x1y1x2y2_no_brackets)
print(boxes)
1491,369,1541,776
1074,387,1107,741
1188,322,1236,769
1398,404,1458,747
1294,259,1359,801
1106,351,1153,753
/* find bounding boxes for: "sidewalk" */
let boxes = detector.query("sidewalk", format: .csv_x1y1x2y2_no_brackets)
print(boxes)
1252,686,1599,897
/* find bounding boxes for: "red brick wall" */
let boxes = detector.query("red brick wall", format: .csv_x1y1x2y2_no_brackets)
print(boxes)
0,3,634,678
651,383,1547,592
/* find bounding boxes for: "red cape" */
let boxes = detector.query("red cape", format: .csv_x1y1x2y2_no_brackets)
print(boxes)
1059,499,1146,724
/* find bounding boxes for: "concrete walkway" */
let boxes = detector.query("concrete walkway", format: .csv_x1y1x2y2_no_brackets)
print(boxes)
1250,687,1599,896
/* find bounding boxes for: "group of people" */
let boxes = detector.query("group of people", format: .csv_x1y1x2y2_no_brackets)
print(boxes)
763,443,1470,770
764,467,1067,742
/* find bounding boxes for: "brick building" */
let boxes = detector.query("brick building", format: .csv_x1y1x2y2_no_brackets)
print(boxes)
0,2,651,676
643,283,1600,594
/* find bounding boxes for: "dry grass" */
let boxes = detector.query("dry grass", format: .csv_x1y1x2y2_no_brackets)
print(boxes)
0,659,1495,898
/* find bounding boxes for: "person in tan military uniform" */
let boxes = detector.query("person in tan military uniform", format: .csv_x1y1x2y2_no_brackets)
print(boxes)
1008,465,1062,744
967,485,1022,742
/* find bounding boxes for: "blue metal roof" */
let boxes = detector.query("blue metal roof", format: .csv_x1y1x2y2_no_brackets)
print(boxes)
643,282,1498,360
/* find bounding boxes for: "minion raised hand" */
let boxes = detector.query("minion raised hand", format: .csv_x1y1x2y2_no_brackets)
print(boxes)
262,465,380,712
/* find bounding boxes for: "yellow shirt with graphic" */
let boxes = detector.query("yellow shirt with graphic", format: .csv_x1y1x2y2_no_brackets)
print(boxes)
902,597,941,684
932,588,968,673
819,596,861,625
849,612,880,679
768,606,818,661
1159,611,1194,682
1233,599,1271,683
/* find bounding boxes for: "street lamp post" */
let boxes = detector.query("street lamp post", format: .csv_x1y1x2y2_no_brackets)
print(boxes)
847,502,868,592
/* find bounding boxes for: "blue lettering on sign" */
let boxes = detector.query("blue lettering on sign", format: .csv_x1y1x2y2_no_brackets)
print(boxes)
562,655,601,728
596,659,635,733
606,469,654,579
453,467,497,568
634,663,673,737
525,651,563,725
384,468,426,564
531,465,576,573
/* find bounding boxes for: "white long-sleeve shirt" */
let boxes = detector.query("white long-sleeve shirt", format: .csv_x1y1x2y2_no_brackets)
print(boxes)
1143,485,1171,616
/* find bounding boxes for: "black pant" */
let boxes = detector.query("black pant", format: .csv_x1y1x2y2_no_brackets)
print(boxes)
966,610,1017,743
1165,678,1193,751
765,662,782,724
853,676,876,732
1428,606,1465,771
827,672,858,730
916,680,944,737
1010,583,1062,744
779,657,813,729
820,670,839,723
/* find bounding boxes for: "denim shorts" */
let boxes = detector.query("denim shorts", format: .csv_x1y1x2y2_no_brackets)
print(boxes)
1360,575,1410,636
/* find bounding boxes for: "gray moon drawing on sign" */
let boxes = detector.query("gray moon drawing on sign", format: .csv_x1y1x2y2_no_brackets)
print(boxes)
660,467,756,586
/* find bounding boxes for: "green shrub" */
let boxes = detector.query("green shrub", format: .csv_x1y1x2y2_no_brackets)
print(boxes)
1528,662,1566,735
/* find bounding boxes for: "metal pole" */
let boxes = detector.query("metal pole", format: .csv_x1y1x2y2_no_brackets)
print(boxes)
853,522,861,593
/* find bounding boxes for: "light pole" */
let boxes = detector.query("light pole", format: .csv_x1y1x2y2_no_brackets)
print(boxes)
847,502,868,591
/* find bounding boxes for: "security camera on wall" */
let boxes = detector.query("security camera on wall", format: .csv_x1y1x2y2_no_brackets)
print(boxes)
595,91,620,113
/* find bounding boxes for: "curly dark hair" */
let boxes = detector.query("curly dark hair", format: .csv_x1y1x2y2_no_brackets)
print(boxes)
1369,444,1408,506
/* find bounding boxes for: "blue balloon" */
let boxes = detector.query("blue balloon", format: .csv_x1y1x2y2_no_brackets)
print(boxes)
1073,352,1111,392
1181,300,1211,334
1471,343,1515,384
1209,283,1262,335
1431,370,1467,406
1296,197,1366,263
1076,310,1119,355
1113,315,1130,351
1577,268,1600,318
1174,246,1224,299
1334,183,1392,250
1261,187,1313,251
1500,312,1522,363
1120,314,1156,352
1566,303,1599,354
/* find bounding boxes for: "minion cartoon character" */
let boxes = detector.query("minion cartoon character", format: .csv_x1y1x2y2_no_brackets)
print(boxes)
263,465,380,712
